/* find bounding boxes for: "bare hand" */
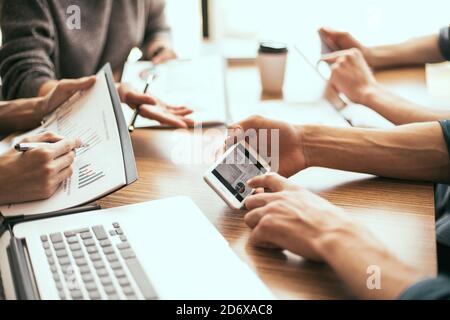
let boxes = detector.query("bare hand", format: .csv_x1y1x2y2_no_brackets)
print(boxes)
40,77,96,117
0,132,81,204
224,116,306,177
319,27,374,66
117,83,194,128
321,48,379,105
244,173,422,299
244,173,357,261
148,39,177,64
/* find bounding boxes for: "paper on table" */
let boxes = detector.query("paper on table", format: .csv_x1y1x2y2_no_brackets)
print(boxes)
230,99,352,128
0,70,127,217
121,55,229,127
426,62,450,109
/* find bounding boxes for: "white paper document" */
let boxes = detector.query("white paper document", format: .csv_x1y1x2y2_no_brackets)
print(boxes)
121,55,229,127
0,70,128,218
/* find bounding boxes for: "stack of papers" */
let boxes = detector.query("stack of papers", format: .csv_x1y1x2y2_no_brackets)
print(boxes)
121,55,230,127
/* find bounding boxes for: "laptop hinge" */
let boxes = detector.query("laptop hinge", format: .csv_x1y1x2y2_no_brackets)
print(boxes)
7,235,39,300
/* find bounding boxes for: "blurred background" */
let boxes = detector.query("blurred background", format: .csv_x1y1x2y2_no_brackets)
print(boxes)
1,0,448,58
166,0,450,58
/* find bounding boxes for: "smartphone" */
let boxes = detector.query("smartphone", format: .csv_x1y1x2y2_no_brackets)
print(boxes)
204,142,271,210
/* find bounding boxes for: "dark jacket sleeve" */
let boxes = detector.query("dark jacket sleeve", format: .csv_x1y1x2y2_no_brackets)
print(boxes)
439,26,450,61
0,0,57,100
439,120,450,154
399,276,450,300
143,0,171,49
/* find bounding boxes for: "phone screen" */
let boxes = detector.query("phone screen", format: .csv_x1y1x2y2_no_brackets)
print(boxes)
212,144,268,202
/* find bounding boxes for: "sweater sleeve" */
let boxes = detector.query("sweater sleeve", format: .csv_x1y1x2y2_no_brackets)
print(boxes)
0,0,57,100
439,26,450,61
143,0,171,48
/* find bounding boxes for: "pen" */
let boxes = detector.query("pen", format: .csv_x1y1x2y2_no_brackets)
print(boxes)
15,142,90,152
128,73,156,133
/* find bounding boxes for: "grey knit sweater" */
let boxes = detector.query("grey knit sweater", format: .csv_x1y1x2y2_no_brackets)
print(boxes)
0,0,170,100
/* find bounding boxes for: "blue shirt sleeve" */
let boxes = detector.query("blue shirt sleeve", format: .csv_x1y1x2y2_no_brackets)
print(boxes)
399,276,450,300
439,26,450,61
439,120,450,155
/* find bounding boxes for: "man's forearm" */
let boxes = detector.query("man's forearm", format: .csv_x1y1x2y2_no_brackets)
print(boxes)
369,34,444,69
315,224,423,299
301,122,450,183
0,98,44,133
362,85,450,125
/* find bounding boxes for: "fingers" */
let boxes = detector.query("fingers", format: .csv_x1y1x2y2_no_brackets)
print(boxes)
55,166,74,183
152,48,177,64
224,116,272,151
117,84,158,108
321,48,363,65
45,77,96,114
127,92,158,109
57,76,96,93
225,125,245,149
245,192,276,211
318,27,346,40
247,173,289,193
53,151,76,172
254,187,265,194
244,207,267,229
139,104,189,128
168,106,194,117
249,215,280,248
181,117,196,128
20,132,64,143
50,138,82,159
321,50,350,64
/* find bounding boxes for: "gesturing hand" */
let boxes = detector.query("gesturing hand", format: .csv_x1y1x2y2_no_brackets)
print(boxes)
321,48,379,105
319,27,375,66
117,83,194,128
40,77,96,117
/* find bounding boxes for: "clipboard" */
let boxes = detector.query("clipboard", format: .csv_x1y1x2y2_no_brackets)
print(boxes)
0,63,138,222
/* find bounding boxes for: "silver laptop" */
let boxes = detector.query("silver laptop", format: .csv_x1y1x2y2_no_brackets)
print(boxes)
0,197,273,300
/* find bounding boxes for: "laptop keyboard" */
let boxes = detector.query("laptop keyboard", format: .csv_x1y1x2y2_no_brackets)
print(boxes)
40,223,158,300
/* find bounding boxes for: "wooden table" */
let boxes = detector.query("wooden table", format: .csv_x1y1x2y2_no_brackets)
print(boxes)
98,62,437,300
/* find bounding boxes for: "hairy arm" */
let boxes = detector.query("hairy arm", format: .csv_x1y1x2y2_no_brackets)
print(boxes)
361,84,450,125
301,122,450,183
369,34,445,69
0,0,57,99
0,98,44,133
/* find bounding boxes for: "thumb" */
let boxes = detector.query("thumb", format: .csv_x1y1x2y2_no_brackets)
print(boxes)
247,173,289,192
320,52,342,64
319,27,344,40
46,76,96,112
57,76,96,93
20,131,64,143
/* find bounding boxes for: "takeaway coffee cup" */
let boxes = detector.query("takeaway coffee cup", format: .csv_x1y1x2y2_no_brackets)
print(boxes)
257,41,288,94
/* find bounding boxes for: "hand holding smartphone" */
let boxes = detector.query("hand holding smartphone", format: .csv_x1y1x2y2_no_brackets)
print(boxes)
204,142,271,209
